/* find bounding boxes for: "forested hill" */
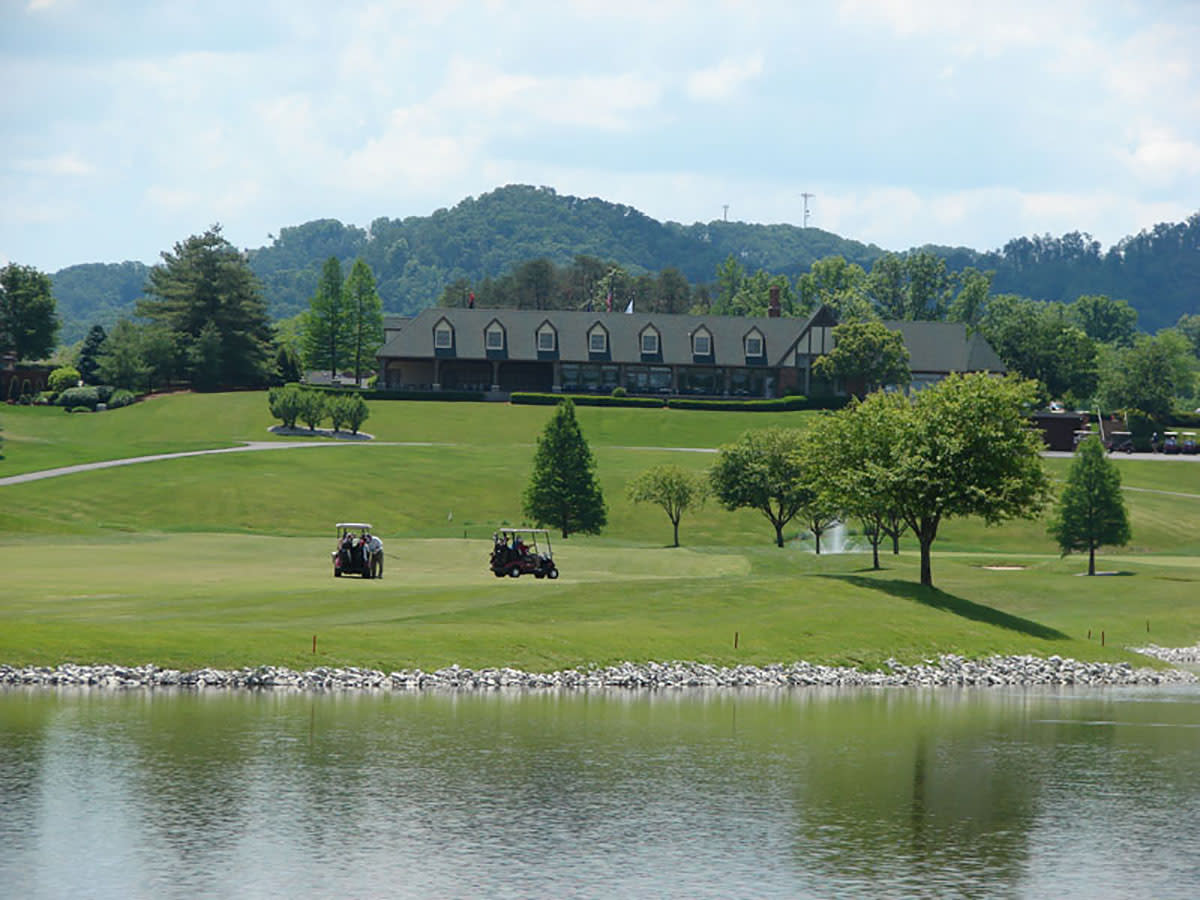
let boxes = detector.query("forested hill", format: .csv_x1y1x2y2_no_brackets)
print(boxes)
50,185,1198,341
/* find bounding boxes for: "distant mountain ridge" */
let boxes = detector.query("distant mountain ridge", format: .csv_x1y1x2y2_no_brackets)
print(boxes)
49,184,1198,343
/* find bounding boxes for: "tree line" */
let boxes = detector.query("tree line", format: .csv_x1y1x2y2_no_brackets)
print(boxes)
523,376,1126,588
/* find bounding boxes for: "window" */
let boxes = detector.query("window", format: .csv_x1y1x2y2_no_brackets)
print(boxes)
537,329,556,351
589,330,607,353
434,325,453,349
485,328,504,350
693,333,711,356
641,332,659,354
745,335,763,357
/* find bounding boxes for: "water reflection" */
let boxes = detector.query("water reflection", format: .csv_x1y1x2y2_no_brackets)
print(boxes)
1,686,1198,898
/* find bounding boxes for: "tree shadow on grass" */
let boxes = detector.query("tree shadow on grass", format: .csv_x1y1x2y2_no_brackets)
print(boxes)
821,574,1071,641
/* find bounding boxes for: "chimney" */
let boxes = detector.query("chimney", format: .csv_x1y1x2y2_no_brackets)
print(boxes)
768,285,781,318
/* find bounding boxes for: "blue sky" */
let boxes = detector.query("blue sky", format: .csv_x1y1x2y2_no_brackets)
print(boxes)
2,0,1198,273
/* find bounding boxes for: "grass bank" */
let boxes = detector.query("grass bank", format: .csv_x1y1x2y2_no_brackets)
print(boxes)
2,392,1197,671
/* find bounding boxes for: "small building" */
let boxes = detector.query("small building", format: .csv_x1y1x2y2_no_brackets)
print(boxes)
376,304,1006,400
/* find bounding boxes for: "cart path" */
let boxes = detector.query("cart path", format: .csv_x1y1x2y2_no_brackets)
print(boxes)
0,440,444,487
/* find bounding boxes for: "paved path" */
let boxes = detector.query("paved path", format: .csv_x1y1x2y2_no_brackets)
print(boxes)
0,440,449,487
5,441,1200,489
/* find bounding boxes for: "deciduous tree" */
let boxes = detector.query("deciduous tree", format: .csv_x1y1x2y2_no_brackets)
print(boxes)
1048,435,1131,575
710,427,811,548
889,374,1051,587
523,399,607,538
627,464,709,547
0,262,59,361
812,321,911,397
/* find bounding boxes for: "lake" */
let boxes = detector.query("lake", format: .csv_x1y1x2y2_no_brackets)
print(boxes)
1,685,1197,898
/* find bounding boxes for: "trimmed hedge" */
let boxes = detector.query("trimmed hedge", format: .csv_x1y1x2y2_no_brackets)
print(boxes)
107,389,137,409
298,384,484,402
510,392,665,408
667,396,827,412
56,386,101,410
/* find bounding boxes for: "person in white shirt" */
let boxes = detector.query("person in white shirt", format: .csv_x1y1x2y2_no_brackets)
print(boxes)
365,532,384,578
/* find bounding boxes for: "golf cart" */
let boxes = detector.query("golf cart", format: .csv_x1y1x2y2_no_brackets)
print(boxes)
1160,431,1181,455
1106,431,1135,454
1182,432,1198,455
333,522,380,578
490,528,558,579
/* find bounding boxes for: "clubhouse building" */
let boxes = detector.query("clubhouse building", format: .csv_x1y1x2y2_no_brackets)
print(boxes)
376,300,1006,399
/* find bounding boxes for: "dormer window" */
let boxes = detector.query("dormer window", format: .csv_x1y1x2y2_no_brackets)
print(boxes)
434,322,453,349
692,330,712,356
640,328,660,354
537,327,556,352
485,322,505,351
744,332,764,358
588,326,608,353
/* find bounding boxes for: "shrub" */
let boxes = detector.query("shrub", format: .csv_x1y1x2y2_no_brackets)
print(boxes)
57,386,101,410
327,393,352,432
107,389,137,409
298,390,326,431
94,385,115,404
48,366,81,394
268,385,305,429
510,392,664,408
611,386,627,398
666,396,818,412
344,394,369,434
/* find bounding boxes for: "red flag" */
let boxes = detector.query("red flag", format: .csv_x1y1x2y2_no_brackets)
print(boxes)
468,292,475,309
606,291,613,312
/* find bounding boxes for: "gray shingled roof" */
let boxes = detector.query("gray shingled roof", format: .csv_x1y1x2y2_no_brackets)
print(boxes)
378,307,1005,374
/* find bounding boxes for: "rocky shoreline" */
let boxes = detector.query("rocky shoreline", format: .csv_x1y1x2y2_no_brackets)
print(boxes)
2,652,1196,691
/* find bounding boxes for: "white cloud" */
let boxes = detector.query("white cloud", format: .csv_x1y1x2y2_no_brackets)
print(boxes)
1118,128,1200,186
14,153,95,176
686,54,765,102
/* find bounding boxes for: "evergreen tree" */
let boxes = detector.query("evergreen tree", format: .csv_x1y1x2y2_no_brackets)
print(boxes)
138,225,272,387
77,324,107,384
1048,435,1131,576
344,258,384,386
302,257,351,380
523,399,606,538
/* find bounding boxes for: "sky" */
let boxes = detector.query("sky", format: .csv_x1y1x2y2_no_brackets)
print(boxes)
2,0,1198,273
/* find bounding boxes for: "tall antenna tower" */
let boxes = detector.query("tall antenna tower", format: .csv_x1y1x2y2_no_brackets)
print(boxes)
722,204,729,222
801,192,815,228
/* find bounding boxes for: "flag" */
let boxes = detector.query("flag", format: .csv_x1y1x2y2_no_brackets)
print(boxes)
606,291,613,312
624,299,634,314
586,299,593,312
468,292,475,309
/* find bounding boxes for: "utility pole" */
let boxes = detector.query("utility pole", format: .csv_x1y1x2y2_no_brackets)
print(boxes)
801,192,815,228
722,204,729,222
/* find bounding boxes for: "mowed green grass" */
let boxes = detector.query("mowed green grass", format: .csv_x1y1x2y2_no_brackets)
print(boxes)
2,392,1198,671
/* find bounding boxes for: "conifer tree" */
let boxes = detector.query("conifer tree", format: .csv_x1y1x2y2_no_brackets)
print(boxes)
344,258,384,386
302,257,351,381
523,399,606,538
1048,435,1131,575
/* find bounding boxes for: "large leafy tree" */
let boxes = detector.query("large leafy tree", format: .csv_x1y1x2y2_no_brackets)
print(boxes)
138,225,273,388
710,427,812,548
344,259,385,386
812,321,911,396
980,295,1099,402
627,464,709,547
96,319,151,391
806,395,910,569
859,373,1051,587
302,257,351,380
1048,435,1131,576
0,262,59,361
523,399,607,538
1068,295,1138,347
1097,330,1195,421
